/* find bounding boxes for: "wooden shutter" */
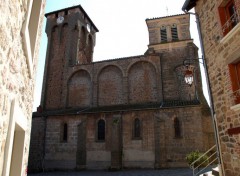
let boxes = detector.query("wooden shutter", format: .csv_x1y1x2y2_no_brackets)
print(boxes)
229,62,240,104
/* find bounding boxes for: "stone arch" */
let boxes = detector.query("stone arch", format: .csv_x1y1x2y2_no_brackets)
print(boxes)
67,69,92,107
97,119,105,141
128,61,158,104
98,65,124,106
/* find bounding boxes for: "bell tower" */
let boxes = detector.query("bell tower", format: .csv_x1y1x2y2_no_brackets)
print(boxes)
42,5,98,110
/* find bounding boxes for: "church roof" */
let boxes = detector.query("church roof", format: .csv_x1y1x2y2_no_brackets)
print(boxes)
33,100,200,117
94,55,145,64
146,14,187,21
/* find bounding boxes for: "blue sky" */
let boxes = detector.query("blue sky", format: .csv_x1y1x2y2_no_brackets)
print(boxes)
33,0,205,110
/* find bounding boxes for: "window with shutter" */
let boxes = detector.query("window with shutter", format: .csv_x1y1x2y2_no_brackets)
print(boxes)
229,61,240,105
160,26,167,42
171,24,178,41
218,0,239,36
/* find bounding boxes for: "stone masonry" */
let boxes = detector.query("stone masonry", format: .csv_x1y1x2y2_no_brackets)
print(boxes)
28,5,214,172
184,0,240,175
0,0,45,176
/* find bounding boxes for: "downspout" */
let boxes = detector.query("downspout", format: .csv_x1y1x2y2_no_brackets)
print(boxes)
160,54,164,107
182,9,225,176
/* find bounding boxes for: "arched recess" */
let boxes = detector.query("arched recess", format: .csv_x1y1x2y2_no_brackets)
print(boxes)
70,24,79,65
86,35,93,63
98,65,124,106
128,61,158,104
79,26,87,50
77,27,87,64
67,70,92,107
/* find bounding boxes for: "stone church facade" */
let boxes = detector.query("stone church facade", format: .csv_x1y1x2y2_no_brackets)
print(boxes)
29,5,214,171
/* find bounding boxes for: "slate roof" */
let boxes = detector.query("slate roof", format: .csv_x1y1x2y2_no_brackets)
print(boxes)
45,5,99,32
146,14,187,21
33,100,201,117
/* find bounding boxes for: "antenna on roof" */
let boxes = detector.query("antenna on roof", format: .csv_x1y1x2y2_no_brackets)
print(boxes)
165,0,169,15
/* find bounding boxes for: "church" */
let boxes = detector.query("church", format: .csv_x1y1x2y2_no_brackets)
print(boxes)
28,5,214,171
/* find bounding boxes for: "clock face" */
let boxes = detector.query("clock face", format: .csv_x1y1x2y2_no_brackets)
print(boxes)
87,24,91,32
57,16,64,24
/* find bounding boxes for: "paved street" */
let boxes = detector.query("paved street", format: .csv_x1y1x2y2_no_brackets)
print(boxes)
29,168,192,176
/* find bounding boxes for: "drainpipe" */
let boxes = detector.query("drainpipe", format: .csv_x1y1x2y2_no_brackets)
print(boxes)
182,10,225,176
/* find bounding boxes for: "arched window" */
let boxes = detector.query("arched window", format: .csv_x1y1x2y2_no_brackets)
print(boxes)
160,26,167,42
97,119,105,141
63,123,68,141
61,123,68,142
174,118,181,138
133,118,141,139
171,24,178,41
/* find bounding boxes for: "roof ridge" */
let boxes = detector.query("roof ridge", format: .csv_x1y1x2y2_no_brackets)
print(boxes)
146,14,187,21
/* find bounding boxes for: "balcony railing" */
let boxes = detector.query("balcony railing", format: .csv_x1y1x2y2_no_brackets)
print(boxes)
229,89,240,107
222,11,239,35
190,145,218,176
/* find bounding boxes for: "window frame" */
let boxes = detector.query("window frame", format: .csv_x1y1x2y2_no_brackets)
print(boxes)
218,0,239,37
171,24,179,41
60,122,68,143
22,0,43,78
132,118,142,140
229,61,240,108
174,117,182,138
160,26,167,43
97,119,105,142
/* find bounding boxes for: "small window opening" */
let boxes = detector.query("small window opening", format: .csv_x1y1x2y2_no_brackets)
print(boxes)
160,27,167,42
97,119,105,141
61,123,68,142
174,118,181,138
171,25,178,41
133,118,141,139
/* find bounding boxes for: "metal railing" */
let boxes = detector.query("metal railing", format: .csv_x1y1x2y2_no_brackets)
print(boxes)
190,145,218,176
222,11,239,35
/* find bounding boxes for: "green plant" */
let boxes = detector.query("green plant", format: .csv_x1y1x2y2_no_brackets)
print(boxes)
185,151,209,168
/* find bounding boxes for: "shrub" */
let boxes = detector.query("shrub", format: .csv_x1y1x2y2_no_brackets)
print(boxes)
186,151,209,168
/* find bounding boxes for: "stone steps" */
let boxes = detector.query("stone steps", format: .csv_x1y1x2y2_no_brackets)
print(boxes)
200,166,219,176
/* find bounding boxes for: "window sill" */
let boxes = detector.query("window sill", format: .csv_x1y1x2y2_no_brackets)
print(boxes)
132,137,142,140
96,140,105,143
220,23,240,44
230,103,240,112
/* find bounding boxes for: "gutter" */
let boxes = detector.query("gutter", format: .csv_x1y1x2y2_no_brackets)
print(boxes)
182,0,191,11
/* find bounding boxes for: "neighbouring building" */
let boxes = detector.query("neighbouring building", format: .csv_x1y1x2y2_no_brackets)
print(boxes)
0,0,45,176
28,5,214,171
183,0,240,176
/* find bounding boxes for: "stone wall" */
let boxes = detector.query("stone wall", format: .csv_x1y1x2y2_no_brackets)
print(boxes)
29,7,214,172
43,51,200,110
31,106,213,171
0,0,45,175
194,0,240,175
